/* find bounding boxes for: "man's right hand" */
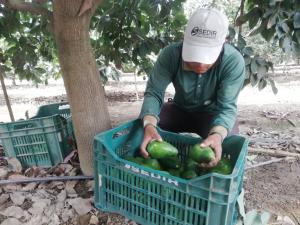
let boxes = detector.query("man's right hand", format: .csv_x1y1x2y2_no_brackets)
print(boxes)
140,124,163,158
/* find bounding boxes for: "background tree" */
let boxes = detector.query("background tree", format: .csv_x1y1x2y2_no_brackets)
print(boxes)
0,0,187,175
236,0,300,91
91,0,186,80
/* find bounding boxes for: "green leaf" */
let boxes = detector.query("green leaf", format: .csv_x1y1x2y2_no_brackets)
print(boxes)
258,78,267,90
245,67,251,79
261,26,276,41
249,15,261,30
243,55,251,66
227,26,236,41
250,59,258,74
244,209,271,225
276,24,286,38
236,7,262,26
294,12,300,28
249,19,268,36
242,47,254,56
269,79,278,94
294,29,300,43
237,189,246,219
263,8,274,18
259,211,271,224
257,65,268,78
250,73,258,87
269,0,284,6
267,14,277,29
292,42,300,57
238,35,247,49
281,22,290,33
282,36,292,53
34,67,47,74
1,65,11,72
244,210,258,225
256,57,267,66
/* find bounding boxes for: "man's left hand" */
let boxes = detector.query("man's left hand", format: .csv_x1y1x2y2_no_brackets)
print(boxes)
199,133,222,168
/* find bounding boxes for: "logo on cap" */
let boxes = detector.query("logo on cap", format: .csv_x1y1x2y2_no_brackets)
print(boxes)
191,26,217,39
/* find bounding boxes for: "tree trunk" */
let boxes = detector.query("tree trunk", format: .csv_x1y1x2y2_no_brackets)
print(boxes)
53,0,111,175
0,69,15,122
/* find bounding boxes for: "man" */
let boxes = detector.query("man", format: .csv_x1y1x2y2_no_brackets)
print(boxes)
139,8,245,168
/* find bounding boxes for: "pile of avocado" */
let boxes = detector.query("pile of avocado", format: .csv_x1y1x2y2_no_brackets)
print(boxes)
124,140,233,180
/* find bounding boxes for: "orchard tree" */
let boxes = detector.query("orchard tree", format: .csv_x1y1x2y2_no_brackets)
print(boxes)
0,6,57,120
235,0,300,92
91,0,186,79
0,0,187,175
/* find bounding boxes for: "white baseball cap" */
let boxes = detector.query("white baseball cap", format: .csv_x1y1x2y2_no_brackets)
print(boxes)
182,8,229,64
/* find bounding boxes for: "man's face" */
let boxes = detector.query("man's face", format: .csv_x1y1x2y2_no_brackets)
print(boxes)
184,61,215,74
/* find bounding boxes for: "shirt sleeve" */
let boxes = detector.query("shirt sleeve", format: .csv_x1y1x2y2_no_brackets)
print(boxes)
139,45,178,121
210,52,245,133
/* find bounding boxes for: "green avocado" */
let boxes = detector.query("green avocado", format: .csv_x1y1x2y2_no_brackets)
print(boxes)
180,170,198,180
189,144,215,163
211,157,233,175
142,159,162,171
167,168,182,177
146,140,178,159
185,158,199,170
124,156,144,165
159,156,181,169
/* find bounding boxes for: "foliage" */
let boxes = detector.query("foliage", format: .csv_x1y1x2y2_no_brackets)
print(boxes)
227,27,278,94
90,0,187,79
236,0,300,57
0,7,58,84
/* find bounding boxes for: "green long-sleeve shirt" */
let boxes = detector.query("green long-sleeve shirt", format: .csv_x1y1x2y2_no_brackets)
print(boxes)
140,42,245,132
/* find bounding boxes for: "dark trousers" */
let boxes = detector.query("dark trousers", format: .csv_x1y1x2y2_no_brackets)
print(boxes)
158,102,239,138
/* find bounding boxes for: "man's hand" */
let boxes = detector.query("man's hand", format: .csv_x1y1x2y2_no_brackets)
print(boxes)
140,124,162,158
199,133,222,168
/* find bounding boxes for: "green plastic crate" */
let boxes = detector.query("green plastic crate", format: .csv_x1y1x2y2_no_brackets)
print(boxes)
94,119,249,225
0,115,70,167
32,102,71,119
33,101,77,151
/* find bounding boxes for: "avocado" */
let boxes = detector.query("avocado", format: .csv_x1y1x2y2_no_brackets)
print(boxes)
189,144,215,163
146,140,178,159
185,158,199,170
211,157,233,175
180,170,198,180
124,156,144,165
168,168,182,177
142,159,162,171
159,156,181,169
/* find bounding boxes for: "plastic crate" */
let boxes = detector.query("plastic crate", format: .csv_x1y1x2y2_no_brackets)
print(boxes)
32,102,71,119
32,102,77,149
94,119,249,225
0,115,71,167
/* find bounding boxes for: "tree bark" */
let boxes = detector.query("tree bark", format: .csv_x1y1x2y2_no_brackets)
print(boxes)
0,69,15,122
53,0,111,175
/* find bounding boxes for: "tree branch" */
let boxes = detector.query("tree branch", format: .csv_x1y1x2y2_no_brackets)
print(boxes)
4,0,53,21
238,0,245,35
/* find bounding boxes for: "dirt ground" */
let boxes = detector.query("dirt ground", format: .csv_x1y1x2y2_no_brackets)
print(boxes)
1,68,300,224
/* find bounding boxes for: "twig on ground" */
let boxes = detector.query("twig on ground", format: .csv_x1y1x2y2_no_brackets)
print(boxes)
249,147,300,159
245,157,293,170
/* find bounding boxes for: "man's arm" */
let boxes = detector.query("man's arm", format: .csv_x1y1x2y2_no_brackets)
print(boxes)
139,44,180,121
199,51,244,168
139,44,180,157
210,50,245,138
